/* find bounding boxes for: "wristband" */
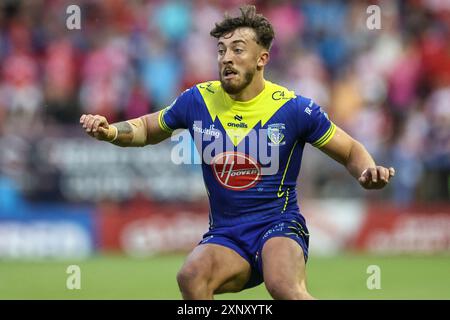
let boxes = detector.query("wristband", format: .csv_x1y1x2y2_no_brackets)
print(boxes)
107,125,118,142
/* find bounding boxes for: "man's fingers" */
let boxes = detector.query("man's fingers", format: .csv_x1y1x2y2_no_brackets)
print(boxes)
378,167,385,183
93,117,109,135
359,169,370,183
92,118,103,132
358,166,395,189
81,114,92,129
389,167,396,177
79,114,110,141
97,126,108,135
86,115,106,132
85,116,97,132
369,167,378,183
380,167,389,183
81,114,92,128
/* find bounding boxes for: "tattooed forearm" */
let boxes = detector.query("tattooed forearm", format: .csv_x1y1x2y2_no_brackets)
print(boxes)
115,121,133,134
111,121,134,147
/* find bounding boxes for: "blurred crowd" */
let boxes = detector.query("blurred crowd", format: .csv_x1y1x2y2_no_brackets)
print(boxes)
0,0,449,208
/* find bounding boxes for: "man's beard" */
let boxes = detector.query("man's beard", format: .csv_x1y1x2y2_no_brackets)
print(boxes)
220,69,255,95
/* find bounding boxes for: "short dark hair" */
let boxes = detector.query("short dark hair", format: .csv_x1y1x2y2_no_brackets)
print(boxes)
210,5,275,50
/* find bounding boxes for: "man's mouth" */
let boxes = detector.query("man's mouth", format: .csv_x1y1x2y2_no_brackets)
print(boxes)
223,68,238,80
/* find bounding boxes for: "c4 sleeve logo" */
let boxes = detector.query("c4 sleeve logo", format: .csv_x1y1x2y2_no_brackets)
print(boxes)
272,90,291,100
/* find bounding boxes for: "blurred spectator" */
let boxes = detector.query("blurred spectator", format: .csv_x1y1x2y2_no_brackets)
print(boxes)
0,174,25,215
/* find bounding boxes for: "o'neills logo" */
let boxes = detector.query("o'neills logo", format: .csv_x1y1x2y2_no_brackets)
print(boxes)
227,122,248,128
211,152,261,190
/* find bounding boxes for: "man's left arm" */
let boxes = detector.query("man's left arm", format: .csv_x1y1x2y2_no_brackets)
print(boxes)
319,125,395,189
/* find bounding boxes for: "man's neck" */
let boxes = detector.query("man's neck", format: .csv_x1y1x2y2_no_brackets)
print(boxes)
228,74,266,102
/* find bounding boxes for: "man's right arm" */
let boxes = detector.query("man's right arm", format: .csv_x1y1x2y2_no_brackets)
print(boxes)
80,111,172,147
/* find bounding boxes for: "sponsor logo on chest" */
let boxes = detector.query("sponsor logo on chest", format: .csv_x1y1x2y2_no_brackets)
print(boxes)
211,152,261,191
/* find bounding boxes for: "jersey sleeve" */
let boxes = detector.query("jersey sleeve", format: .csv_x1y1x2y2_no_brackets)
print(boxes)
158,87,195,133
297,97,336,148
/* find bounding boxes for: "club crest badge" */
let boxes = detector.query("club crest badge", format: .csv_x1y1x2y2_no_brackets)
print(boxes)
268,123,286,146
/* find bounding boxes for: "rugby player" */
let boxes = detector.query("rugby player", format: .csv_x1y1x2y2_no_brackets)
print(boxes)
80,5,395,300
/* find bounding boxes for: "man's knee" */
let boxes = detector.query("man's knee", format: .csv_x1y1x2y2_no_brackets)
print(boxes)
177,263,210,295
264,276,313,300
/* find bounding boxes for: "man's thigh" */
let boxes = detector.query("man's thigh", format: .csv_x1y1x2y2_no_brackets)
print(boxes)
261,237,312,299
181,243,252,294
257,214,310,281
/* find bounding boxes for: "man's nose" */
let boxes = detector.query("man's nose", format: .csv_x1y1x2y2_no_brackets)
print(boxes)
222,50,233,64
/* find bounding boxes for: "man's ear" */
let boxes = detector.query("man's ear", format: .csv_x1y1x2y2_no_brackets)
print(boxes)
257,51,269,70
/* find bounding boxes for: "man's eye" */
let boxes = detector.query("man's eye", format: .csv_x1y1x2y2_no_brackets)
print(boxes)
234,48,243,54
218,49,225,55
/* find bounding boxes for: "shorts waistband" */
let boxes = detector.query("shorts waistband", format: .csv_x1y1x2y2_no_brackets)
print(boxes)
210,210,303,228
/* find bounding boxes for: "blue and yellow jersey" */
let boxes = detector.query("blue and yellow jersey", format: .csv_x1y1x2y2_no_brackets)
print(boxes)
159,80,336,227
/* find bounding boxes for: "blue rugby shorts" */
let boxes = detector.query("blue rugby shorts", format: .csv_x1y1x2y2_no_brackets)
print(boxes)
199,211,310,289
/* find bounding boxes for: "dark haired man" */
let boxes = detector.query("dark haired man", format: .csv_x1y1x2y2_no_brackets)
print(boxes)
80,6,395,300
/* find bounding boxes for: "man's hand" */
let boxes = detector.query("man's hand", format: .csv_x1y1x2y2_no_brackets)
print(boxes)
80,114,116,141
358,166,395,189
